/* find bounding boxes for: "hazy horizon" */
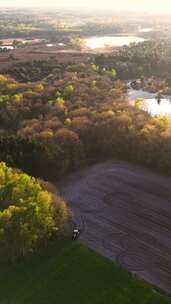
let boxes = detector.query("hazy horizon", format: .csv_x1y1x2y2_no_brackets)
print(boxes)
1,0,171,14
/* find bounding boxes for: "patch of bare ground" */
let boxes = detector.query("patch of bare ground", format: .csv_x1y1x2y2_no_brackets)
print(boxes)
0,45,90,70
59,161,171,294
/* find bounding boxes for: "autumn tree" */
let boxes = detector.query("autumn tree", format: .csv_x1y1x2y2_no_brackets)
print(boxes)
0,162,69,260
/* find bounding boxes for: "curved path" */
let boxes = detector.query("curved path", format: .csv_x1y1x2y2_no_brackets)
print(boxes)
59,161,171,294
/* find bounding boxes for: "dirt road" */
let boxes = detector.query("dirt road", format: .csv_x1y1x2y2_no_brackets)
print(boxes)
59,161,171,294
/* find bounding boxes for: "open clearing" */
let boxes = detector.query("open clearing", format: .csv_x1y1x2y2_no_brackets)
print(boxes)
0,45,90,70
59,161,171,294
0,239,170,304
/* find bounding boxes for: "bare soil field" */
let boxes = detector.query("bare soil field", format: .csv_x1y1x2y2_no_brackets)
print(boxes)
0,45,90,70
59,161,171,294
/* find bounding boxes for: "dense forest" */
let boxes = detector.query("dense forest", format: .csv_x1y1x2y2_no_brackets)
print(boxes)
95,40,171,93
0,59,170,183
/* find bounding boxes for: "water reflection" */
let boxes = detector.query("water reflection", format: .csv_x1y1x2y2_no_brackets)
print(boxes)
128,89,171,116
141,98,171,116
84,36,145,49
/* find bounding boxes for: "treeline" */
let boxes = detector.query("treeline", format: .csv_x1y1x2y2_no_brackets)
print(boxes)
1,111,171,180
7,60,66,82
74,23,124,36
95,40,171,81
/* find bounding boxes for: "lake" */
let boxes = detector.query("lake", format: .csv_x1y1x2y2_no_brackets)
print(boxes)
128,88,171,116
84,36,145,49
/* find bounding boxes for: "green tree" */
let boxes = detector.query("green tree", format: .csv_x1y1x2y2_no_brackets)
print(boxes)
12,93,23,104
111,68,117,79
91,63,98,72
64,85,74,97
0,162,68,260
55,90,61,98
56,97,65,107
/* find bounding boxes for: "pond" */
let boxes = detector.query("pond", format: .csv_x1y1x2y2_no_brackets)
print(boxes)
46,44,53,47
128,88,171,116
84,36,145,49
139,28,153,33
46,43,66,47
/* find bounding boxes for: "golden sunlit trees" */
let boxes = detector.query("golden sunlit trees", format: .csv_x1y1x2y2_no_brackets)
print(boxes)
0,162,69,260
63,85,75,97
34,83,44,93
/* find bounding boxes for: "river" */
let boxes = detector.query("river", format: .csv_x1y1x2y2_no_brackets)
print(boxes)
128,88,171,116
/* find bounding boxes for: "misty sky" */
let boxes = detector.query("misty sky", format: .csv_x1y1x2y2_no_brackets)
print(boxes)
1,0,171,13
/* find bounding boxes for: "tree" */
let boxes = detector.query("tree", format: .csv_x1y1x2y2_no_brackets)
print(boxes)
55,128,84,173
64,118,72,126
34,83,44,93
12,93,23,104
55,90,61,97
64,85,74,97
111,68,117,79
0,162,69,260
91,63,98,72
0,75,8,87
56,97,65,107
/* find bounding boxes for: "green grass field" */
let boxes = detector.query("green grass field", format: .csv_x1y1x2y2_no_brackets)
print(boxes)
0,239,170,304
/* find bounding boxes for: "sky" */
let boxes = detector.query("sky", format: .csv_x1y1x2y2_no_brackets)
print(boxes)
1,0,171,14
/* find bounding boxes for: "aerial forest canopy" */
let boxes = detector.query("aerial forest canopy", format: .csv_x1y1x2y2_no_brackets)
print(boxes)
0,7,170,302
0,60,170,180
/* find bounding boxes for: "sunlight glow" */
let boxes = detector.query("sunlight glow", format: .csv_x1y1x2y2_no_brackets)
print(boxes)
1,0,171,13
142,99,171,116
84,36,145,49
